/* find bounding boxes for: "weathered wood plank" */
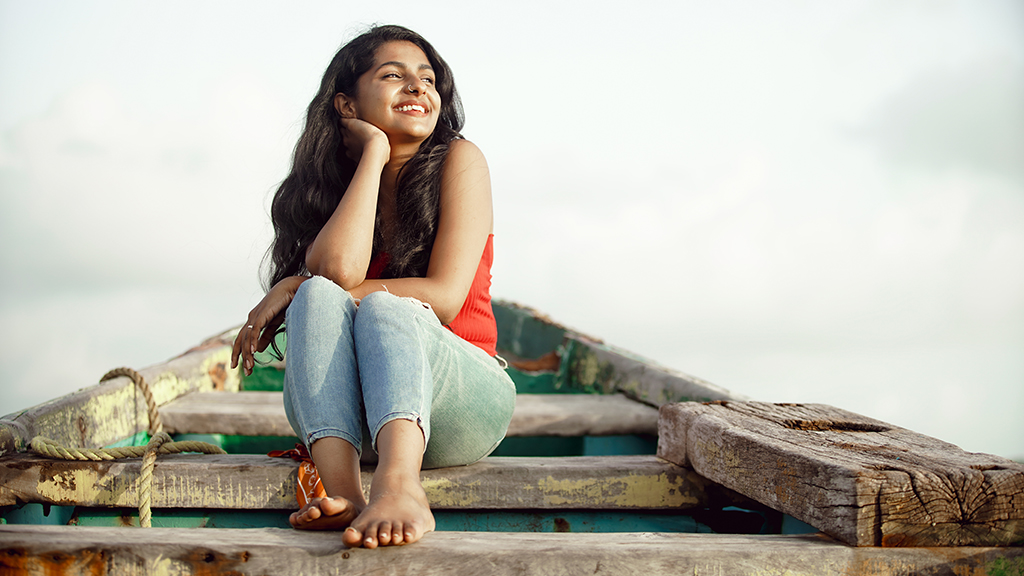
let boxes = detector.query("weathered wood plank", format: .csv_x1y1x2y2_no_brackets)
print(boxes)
2,526,1022,576
507,393,658,436
161,391,294,436
0,330,241,458
0,454,710,510
560,336,744,405
657,401,1024,547
161,392,660,437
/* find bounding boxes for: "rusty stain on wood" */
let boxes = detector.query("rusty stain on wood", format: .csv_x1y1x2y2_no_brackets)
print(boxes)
507,351,560,372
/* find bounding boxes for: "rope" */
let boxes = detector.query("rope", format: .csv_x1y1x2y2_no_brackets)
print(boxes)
29,367,226,527
30,436,226,461
139,432,171,528
101,367,162,435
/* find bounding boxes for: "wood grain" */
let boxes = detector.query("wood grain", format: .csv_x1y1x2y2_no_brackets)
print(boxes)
161,392,660,438
3,526,1021,576
657,401,1024,547
0,454,709,510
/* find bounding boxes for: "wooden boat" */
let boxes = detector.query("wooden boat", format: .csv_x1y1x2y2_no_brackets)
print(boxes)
1,300,1021,575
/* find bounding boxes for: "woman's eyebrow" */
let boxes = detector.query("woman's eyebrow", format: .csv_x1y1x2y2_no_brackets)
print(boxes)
375,61,435,72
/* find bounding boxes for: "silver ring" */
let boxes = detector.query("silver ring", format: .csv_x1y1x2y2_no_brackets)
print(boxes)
246,324,254,329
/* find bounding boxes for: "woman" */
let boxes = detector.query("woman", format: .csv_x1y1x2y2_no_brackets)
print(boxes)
231,25,515,549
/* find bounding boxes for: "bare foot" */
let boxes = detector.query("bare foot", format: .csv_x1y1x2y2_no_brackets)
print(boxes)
342,473,435,548
289,496,361,531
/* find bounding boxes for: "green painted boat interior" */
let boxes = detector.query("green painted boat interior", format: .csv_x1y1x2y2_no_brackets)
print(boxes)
0,301,817,536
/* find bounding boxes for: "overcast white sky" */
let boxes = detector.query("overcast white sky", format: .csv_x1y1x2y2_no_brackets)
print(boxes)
1,1,1022,459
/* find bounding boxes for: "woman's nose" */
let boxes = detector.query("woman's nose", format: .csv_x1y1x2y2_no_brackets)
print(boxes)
407,79,427,94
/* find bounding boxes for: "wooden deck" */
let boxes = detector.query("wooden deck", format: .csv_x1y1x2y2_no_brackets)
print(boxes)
2,526,1022,576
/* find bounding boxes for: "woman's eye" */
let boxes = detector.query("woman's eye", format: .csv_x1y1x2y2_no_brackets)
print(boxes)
383,72,400,79
422,77,435,85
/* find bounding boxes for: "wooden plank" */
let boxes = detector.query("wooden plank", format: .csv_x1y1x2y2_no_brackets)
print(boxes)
560,336,744,405
0,454,711,510
657,401,1024,547
0,330,241,458
506,393,657,436
162,391,294,436
161,392,660,437
2,526,1022,576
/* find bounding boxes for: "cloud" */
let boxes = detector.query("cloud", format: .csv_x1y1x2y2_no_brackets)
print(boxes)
860,59,1024,183
0,77,290,295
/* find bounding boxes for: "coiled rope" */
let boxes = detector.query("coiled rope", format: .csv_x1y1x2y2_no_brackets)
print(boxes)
29,367,226,527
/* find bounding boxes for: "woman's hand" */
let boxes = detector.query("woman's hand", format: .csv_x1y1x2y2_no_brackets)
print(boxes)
340,117,390,164
231,275,308,376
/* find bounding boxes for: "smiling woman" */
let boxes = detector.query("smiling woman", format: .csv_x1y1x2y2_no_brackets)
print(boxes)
229,25,514,549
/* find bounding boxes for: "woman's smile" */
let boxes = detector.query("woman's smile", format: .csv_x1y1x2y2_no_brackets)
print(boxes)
394,102,428,115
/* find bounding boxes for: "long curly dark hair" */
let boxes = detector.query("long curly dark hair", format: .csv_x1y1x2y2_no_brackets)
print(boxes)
265,25,464,290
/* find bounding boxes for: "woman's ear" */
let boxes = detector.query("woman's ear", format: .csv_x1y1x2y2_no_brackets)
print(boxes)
334,93,356,119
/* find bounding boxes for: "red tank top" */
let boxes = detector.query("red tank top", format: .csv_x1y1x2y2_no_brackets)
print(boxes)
367,235,497,356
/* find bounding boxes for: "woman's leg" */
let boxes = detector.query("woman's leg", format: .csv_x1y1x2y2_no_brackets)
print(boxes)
346,291,516,547
282,276,368,528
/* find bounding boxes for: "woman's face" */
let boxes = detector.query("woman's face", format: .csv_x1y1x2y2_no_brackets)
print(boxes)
338,41,442,144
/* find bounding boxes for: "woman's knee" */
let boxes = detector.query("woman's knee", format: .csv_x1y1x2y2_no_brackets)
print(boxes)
357,291,433,324
292,276,354,311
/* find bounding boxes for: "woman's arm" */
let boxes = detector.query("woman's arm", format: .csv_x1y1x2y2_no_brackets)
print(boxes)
304,119,390,289
349,139,493,325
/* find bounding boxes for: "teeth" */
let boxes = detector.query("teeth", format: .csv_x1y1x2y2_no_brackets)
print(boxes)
396,105,425,112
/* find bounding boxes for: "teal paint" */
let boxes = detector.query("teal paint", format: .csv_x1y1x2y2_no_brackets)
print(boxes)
1,504,74,526
171,434,298,455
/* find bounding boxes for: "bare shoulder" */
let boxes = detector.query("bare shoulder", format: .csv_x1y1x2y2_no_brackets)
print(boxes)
446,138,488,170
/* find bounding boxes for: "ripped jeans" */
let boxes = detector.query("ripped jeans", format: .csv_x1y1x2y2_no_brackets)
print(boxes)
282,276,516,469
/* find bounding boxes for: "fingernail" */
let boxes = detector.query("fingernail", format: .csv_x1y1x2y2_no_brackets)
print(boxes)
250,344,255,354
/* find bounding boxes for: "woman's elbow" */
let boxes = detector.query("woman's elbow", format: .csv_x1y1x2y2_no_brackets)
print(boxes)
432,294,466,326
310,259,364,291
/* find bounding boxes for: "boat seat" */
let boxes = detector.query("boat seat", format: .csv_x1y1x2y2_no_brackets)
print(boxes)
159,392,659,438
0,454,708,511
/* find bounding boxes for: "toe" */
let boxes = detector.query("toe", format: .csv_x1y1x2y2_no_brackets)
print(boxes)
390,523,405,546
304,505,322,521
377,522,393,546
342,527,363,548
318,497,348,516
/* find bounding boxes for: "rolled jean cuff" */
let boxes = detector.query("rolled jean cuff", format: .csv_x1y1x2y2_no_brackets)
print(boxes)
371,411,428,454
306,428,363,457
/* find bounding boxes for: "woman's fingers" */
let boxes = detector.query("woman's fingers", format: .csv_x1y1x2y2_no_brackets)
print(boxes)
257,312,285,353
232,276,305,375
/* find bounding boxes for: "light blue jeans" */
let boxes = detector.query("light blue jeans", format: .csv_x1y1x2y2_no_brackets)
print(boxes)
282,276,516,469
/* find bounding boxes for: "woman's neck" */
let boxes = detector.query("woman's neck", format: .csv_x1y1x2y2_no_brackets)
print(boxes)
379,138,421,193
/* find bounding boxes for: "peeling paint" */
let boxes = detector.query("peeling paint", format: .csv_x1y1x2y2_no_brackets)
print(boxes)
1,345,238,457
422,477,486,507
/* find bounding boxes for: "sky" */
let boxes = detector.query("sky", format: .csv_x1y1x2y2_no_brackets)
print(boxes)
1,1,1022,459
